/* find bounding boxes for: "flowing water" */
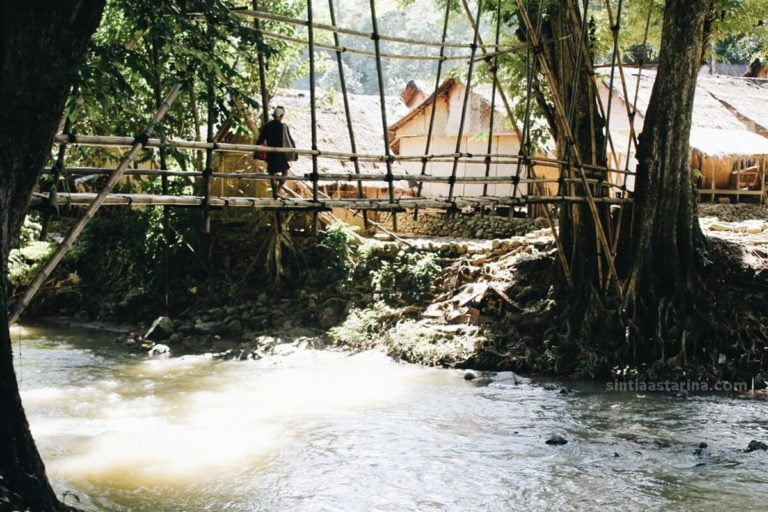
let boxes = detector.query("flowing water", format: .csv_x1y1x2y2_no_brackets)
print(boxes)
12,325,768,511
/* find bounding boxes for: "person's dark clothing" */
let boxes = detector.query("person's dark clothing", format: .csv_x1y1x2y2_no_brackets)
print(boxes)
257,119,290,174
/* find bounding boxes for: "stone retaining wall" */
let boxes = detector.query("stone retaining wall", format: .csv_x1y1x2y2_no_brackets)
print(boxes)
389,212,549,239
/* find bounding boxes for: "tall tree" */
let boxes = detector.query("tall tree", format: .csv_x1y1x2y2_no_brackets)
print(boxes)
621,0,716,356
0,2,105,510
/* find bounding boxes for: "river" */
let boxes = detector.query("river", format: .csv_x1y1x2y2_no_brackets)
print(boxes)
11,324,768,511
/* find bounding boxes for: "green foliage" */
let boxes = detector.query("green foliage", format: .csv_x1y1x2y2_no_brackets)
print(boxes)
328,301,398,348
317,223,360,282
355,245,441,303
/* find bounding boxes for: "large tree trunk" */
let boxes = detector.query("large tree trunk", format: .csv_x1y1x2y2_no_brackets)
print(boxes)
0,3,104,510
622,0,713,359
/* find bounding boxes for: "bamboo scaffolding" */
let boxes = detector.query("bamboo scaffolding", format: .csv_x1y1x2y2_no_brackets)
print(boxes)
515,0,622,297
31,191,631,209
9,84,183,325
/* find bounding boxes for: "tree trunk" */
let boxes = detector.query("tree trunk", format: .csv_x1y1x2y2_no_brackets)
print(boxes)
0,2,105,510
623,0,714,359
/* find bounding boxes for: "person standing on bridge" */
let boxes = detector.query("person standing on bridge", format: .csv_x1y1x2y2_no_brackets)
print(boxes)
256,106,297,198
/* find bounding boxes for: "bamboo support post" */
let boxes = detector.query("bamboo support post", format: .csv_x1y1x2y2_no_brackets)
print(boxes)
459,0,523,141
369,0,397,231
448,0,483,203
413,0,451,221
151,36,171,310
328,0,368,231
482,0,502,200
253,0,270,126
308,0,320,234
9,83,182,325
40,116,72,240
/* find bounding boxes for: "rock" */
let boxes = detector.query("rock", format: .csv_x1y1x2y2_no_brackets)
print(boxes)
464,372,476,381
168,332,184,344
707,222,732,232
698,442,708,449
745,440,768,453
213,339,239,352
546,435,568,446
613,452,620,458
148,344,170,357
144,316,174,341
194,320,225,335
559,388,570,394
224,319,243,336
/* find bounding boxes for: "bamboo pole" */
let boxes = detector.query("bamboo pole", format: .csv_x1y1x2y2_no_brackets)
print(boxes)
253,0,270,126
413,0,451,220
40,116,72,240
32,191,631,209
233,8,519,50
308,0,320,234
9,84,182,325
53,135,637,175
482,0,502,199
49,167,620,187
369,0,397,231
328,0,368,231
459,0,523,141
515,0,622,297
448,0,483,202
151,36,171,310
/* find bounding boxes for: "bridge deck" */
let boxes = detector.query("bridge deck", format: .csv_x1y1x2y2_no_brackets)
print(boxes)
32,192,631,210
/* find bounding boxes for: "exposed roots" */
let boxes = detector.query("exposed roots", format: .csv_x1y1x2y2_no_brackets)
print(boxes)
493,239,768,381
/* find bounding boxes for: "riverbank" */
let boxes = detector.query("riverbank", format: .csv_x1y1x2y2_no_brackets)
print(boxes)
13,204,768,385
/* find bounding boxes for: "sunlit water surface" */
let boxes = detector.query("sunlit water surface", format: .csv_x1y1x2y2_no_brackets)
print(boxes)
11,325,768,511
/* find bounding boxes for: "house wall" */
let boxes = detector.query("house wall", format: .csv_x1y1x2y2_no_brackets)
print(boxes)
397,133,560,199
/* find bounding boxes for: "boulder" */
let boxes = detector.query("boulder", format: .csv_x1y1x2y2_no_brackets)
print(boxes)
745,440,768,453
194,320,225,335
148,344,170,357
546,435,568,446
224,319,243,336
144,316,174,341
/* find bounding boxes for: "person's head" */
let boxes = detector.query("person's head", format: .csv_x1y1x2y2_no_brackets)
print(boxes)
273,106,285,120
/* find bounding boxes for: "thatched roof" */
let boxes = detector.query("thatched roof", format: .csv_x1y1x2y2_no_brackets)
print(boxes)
696,74,768,132
690,128,768,158
272,89,409,181
602,69,747,131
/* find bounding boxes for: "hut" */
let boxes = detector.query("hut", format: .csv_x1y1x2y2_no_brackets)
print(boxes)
388,79,558,201
600,69,768,201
